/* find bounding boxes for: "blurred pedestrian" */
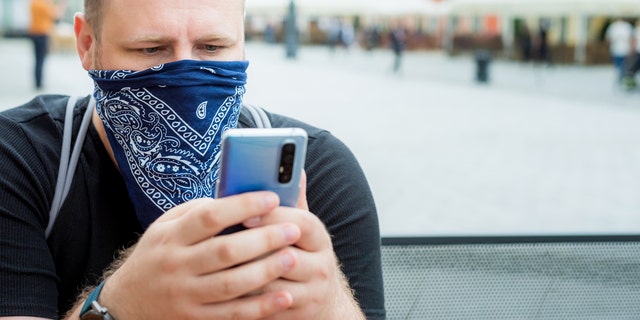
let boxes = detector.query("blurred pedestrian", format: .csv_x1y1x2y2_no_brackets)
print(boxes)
518,23,532,63
389,22,407,73
364,24,381,51
340,19,355,51
605,18,633,83
28,0,65,90
538,19,552,66
263,23,276,44
623,20,640,89
327,17,341,53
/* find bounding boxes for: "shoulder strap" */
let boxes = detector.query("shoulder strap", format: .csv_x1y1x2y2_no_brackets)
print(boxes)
45,101,271,238
46,96,95,238
243,104,272,128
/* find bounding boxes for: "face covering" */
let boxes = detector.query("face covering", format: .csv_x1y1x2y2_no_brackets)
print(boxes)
90,59,248,229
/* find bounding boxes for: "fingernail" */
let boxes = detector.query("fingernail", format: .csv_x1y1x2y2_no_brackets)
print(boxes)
282,224,300,243
275,293,292,308
244,216,261,228
280,251,295,270
262,192,278,208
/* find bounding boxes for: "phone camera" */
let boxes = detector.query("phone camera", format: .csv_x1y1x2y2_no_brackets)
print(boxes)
283,143,295,154
278,143,296,183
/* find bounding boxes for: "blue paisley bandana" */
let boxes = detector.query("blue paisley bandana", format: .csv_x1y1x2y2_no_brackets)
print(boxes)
90,59,248,229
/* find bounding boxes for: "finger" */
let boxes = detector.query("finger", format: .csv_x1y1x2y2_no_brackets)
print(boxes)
195,291,292,320
262,282,309,314
190,247,299,303
258,256,343,318
296,170,309,211
154,196,209,223
172,192,279,245
257,278,321,319
279,248,324,283
266,246,336,285
187,223,301,275
247,207,332,252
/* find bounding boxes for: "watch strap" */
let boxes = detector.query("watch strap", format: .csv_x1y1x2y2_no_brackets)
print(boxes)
80,279,107,315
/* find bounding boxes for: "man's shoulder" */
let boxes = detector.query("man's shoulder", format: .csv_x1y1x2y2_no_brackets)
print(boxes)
1,94,70,124
0,94,92,151
239,107,353,159
266,112,327,137
240,106,330,140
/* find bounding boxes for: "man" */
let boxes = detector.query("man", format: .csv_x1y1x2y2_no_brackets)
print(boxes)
28,0,66,89
0,1,385,319
605,18,633,83
623,20,640,89
537,19,552,66
518,23,532,63
389,21,407,74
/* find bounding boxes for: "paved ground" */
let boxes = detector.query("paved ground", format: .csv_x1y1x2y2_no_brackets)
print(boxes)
2,37,640,237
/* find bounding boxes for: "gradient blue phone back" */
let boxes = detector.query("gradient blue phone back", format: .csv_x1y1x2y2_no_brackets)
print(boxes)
215,128,308,207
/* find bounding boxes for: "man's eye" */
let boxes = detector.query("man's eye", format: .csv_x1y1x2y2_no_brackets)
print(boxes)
142,47,160,54
204,45,219,52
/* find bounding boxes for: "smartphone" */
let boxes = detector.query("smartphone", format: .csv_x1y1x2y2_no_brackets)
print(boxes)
215,127,308,207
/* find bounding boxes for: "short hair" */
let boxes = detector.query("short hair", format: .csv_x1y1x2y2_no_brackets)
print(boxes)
83,0,104,41
83,0,245,41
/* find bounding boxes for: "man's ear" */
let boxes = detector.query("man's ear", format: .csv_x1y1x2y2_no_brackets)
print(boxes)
74,12,94,71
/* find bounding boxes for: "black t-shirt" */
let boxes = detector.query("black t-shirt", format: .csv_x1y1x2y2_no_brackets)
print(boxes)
0,95,386,319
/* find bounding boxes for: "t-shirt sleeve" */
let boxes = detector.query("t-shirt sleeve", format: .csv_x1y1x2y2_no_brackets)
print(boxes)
0,114,59,318
305,130,386,320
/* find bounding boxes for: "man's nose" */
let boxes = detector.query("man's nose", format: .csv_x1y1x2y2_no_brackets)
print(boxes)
173,46,197,61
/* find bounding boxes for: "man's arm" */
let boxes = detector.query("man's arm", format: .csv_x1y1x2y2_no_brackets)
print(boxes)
302,129,386,319
317,258,366,320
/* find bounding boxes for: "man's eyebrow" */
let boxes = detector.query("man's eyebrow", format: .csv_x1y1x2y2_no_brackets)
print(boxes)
196,33,236,43
120,34,235,45
121,35,174,45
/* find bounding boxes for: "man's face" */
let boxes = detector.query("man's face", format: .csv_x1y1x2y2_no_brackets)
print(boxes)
88,0,245,70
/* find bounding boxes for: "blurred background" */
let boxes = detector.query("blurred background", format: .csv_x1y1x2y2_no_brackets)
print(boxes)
1,0,639,237
5,0,639,64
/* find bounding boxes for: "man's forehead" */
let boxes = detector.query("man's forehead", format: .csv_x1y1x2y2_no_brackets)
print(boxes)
104,0,244,10
101,0,245,28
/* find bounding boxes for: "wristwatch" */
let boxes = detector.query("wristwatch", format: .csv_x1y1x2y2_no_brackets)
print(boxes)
79,280,117,320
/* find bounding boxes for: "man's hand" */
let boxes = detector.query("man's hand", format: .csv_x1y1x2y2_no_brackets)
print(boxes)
242,207,365,320
241,172,366,320
94,192,303,319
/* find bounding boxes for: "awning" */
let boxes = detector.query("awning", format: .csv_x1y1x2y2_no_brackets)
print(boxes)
245,0,368,16
365,0,450,17
448,0,640,17
245,0,450,17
